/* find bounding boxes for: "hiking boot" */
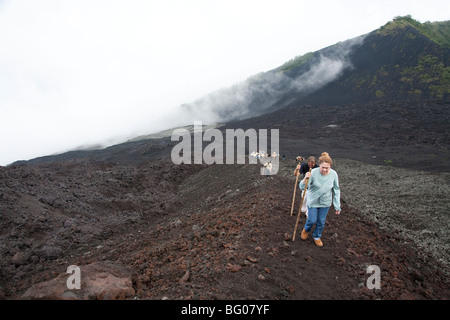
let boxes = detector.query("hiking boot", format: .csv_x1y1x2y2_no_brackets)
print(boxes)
314,239,323,247
300,229,308,240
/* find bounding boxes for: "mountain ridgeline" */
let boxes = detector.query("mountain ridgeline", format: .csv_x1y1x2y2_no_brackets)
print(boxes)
182,16,450,122
11,16,450,168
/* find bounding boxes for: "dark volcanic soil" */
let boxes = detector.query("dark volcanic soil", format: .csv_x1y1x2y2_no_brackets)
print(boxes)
226,99,450,173
0,157,448,300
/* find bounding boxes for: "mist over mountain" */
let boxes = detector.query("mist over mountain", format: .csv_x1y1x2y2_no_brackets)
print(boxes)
9,16,449,168
5,16,449,167
179,16,449,123
8,16,449,170
178,35,366,123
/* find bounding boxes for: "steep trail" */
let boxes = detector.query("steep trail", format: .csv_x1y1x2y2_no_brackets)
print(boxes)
115,159,448,299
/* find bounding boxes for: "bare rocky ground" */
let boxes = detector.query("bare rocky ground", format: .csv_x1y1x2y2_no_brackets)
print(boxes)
1,99,448,301
333,158,450,272
0,155,448,300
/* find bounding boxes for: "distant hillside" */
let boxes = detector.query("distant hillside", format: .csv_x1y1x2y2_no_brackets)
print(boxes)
181,16,450,121
380,15,450,47
299,16,450,106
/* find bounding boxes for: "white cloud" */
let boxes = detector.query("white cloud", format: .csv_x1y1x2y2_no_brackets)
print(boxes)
0,0,449,165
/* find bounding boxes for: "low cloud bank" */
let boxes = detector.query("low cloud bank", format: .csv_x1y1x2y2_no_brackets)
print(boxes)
177,34,366,125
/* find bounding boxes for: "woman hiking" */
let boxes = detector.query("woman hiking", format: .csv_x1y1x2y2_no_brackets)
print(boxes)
299,152,341,247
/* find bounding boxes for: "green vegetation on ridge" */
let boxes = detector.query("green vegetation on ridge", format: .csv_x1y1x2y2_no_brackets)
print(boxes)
400,54,450,98
378,15,450,47
344,16,450,101
277,52,314,72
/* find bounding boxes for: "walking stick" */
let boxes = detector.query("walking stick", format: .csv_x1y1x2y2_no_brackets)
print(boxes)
290,169,300,216
290,157,304,216
292,168,311,241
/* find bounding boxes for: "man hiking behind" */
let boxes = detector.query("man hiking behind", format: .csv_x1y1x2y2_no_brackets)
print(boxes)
293,156,318,217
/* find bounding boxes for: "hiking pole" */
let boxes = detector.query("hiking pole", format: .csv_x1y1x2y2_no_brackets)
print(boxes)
290,157,304,216
290,165,300,216
292,168,311,241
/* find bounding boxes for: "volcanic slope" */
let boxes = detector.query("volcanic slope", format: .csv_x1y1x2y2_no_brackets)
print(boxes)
180,17,450,122
2,157,448,300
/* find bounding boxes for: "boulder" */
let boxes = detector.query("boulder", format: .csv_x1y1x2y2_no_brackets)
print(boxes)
21,261,135,300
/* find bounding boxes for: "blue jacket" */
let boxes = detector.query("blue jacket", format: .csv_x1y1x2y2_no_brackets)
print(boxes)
300,167,341,211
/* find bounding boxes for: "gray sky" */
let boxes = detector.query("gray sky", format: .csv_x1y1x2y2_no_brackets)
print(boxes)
0,0,449,165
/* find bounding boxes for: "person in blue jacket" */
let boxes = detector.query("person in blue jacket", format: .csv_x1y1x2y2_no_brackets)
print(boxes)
299,152,341,247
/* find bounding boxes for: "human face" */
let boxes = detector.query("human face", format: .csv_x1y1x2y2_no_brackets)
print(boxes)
308,161,315,168
319,162,331,175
